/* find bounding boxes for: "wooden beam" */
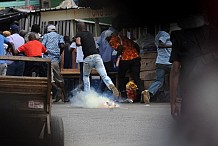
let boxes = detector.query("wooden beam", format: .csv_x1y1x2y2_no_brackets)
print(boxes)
40,7,117,22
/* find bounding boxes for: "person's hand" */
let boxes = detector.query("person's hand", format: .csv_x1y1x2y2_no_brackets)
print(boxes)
6,47,11,52
105,36,112,42
117,45,123,56
170,98,181,121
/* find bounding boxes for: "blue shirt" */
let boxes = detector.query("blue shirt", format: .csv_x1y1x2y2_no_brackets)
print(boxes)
0,34,9,64
42,32,64,63
96,30,114,62
155,31,172,65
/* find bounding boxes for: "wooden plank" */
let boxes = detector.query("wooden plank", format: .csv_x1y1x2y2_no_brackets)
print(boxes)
0,92,46,95
40,7,117,21
61,69,80,75
140,58,156,71
0,85,47,92
140,70,156,80
0,76,47,81
140,51,157,59
143,80,155,89
0,56,51,63
0,80,48,85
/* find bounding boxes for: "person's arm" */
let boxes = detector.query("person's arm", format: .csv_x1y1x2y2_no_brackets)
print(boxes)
7,42,19,55
170,61,181,120
133,41,140,55
75,37,81,46
69,41,77,52
158,40,172,48
44,50,48,55
42,44,48,55
59,43,65,55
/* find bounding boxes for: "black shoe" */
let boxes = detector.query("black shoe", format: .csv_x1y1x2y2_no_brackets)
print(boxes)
64,99,70,102
54,98,61,102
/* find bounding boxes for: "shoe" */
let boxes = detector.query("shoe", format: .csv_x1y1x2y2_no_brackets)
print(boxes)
64,99,70,102
55,88,62,102
126,98,133,103
109,84,119,97
118,98,127,103
141,90,150,104
53,98,61,102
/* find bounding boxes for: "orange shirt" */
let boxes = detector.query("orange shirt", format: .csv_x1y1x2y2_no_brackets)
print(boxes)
109,35,139,60
17,40,47,57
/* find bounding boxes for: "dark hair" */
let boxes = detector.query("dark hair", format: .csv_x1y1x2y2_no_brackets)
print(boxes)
161,23,170,32
64,35,71,43
77,22,86,31
28,33,36,41
19,30,27,38
111,16,122,32
31,24,40,33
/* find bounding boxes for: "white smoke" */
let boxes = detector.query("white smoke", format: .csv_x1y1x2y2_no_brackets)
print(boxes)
70,88,119,108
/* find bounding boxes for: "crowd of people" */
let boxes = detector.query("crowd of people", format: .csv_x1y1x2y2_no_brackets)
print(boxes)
1,14,217,116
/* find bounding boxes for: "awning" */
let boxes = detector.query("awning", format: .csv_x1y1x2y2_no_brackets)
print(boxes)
0,8,27,30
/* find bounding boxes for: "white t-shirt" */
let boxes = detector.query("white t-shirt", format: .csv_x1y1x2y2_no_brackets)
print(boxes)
70,42,84,63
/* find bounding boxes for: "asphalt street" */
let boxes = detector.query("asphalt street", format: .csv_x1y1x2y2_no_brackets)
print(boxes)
51,102,176,146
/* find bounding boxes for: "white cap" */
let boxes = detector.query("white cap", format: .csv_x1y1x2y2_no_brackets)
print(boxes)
47,25,56,32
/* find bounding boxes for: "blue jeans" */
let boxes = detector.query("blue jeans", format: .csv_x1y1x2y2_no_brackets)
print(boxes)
83,54,113,91
97,61,115,93
148,63,171,96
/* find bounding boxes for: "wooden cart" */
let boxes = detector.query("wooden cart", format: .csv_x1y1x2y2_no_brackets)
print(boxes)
0,56,64,146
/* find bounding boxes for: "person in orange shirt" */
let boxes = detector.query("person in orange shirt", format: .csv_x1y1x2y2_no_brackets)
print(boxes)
107,29,145,103
11,33,48,76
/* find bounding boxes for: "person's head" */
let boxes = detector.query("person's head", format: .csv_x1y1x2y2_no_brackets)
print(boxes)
64,35,70,42
31,24,40,33
3,31,11,37
104,30,114,41
111,16,123,33
19,30,27,38
160,23,171,33
76,22,87,32
47,25,56,32
28,33,37,41
9,24,20,34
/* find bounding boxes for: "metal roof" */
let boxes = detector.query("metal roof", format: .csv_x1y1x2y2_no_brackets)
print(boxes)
0,8,27,24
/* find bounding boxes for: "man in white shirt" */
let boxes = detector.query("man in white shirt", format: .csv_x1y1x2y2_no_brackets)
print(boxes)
6,24,25,76
70,38,84,90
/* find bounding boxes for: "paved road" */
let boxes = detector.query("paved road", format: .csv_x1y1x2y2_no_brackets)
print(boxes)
51,101,176,146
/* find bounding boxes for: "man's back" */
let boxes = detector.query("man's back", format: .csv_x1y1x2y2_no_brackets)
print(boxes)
18,40,46,57
42,31,64,62
7,33,25,50
75,30,98,58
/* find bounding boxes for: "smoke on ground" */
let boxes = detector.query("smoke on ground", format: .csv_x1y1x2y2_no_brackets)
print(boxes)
69,88,119,108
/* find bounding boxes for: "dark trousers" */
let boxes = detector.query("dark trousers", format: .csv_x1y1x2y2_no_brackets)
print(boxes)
24,61,47,77
118,57,144,93
6,61,25,76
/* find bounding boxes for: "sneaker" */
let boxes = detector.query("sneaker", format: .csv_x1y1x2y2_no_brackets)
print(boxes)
126,98,133,103
64,99,70,102
109,84,119,97
118,98,127,103
141,90,150,104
